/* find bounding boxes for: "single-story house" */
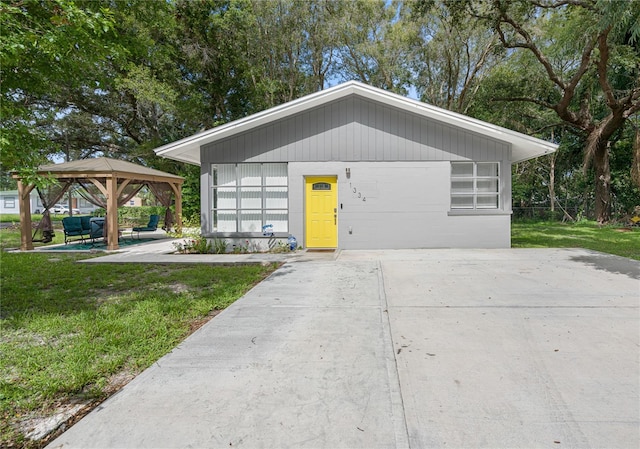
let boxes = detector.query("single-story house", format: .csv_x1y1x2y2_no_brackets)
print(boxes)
0,190,39,215
0,189,100,215
155,81,557,250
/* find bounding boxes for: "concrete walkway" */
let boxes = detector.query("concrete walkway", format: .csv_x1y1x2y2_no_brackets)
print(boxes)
49,236,327,265
47,249,639,449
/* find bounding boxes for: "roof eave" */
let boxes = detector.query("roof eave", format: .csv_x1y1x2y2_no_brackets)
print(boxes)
511,139,558,163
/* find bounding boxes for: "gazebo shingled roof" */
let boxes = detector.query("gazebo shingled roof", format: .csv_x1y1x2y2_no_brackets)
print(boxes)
13,157,184,251
36,157,184,180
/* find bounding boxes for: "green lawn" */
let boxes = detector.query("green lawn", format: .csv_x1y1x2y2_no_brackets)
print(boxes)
511,220,640,260
0,226,65,251
0,213,40,223
0,253,278,448
0,214,65,251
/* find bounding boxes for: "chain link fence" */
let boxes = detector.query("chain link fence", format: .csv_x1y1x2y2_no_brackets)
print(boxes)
512,206,583,221
513,198,637,222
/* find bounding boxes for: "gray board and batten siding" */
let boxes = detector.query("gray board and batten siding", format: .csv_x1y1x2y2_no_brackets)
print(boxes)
200,95,513,249
200,96,511,164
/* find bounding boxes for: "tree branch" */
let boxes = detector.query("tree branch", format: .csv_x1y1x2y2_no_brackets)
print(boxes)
623,100,640,118
457,35,496,112
529,0,597,11
558,35,597,113
494,3,598,129
535,122,569,134
596,27,618,109
495,15,567,91
492,96,556,110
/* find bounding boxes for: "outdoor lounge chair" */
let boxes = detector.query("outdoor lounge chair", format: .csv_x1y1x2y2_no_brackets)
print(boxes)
80,216,92,236
131,214,160,239
89,217,105,242
62,216,88,244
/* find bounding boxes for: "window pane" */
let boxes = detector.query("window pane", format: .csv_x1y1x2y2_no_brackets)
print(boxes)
216,210,237,232
239,211,262,232
477,195,499,209
451,180,473,193
451,195,474,209
265,187,287,209
214,188,236,209
451,161,501,211
265,211,288,232
477,162,499,177
213,163,289,233
264,163,288,186
239,164,261,186
477,179,499,193
216,164,236,187
451,162,473,177
239,188,261,209
312,182,331,190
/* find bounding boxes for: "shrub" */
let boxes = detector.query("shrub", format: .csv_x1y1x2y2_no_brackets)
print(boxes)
212,238,227,254
173,235,212,254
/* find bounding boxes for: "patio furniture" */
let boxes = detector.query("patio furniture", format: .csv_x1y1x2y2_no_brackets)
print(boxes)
62,216,89,244
131,214,160,239
89,217,105,242
80,216,92,236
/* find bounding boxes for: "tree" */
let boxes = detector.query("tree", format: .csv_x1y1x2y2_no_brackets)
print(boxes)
245,0,317,107
403,0,502,113
302,0,339,91
330,0,414,94
0,0,115,180
465,0,640,223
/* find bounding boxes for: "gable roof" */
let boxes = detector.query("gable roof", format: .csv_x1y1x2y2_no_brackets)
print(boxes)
155,81,557,165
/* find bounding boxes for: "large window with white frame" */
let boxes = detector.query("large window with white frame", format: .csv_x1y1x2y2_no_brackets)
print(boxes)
450,162,500,209
212,163,288,233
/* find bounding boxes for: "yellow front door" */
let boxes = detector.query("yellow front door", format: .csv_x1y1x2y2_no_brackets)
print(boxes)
305,176,337,248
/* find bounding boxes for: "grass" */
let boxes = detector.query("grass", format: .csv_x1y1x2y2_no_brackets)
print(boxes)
0,252,278,448
0,213,42,223
511,220,640,260
0,215,64,252
1,227,65,251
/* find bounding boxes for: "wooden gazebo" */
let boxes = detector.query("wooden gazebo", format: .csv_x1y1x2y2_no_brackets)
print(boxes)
14,158,184,251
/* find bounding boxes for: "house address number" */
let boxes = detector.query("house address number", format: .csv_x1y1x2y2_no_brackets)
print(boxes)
350,182,366,202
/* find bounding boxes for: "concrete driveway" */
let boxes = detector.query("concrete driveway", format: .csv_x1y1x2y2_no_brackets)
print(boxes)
48,249,639,449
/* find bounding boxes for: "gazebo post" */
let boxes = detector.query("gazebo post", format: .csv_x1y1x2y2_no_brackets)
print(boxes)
171,182,183,235
17,180,35,251
106,176,119,250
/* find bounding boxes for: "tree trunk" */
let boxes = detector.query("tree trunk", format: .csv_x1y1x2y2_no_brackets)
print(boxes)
593,141,611,223
549,152,556,213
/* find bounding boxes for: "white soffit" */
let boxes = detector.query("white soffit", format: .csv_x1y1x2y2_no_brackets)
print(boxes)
154,81,558,165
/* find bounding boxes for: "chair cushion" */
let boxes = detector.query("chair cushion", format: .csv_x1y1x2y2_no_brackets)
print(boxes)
62,217,83,234
133,215,160,232
147,214,160,229
80,216,92,232
133,226,155,232
90,217,105,239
